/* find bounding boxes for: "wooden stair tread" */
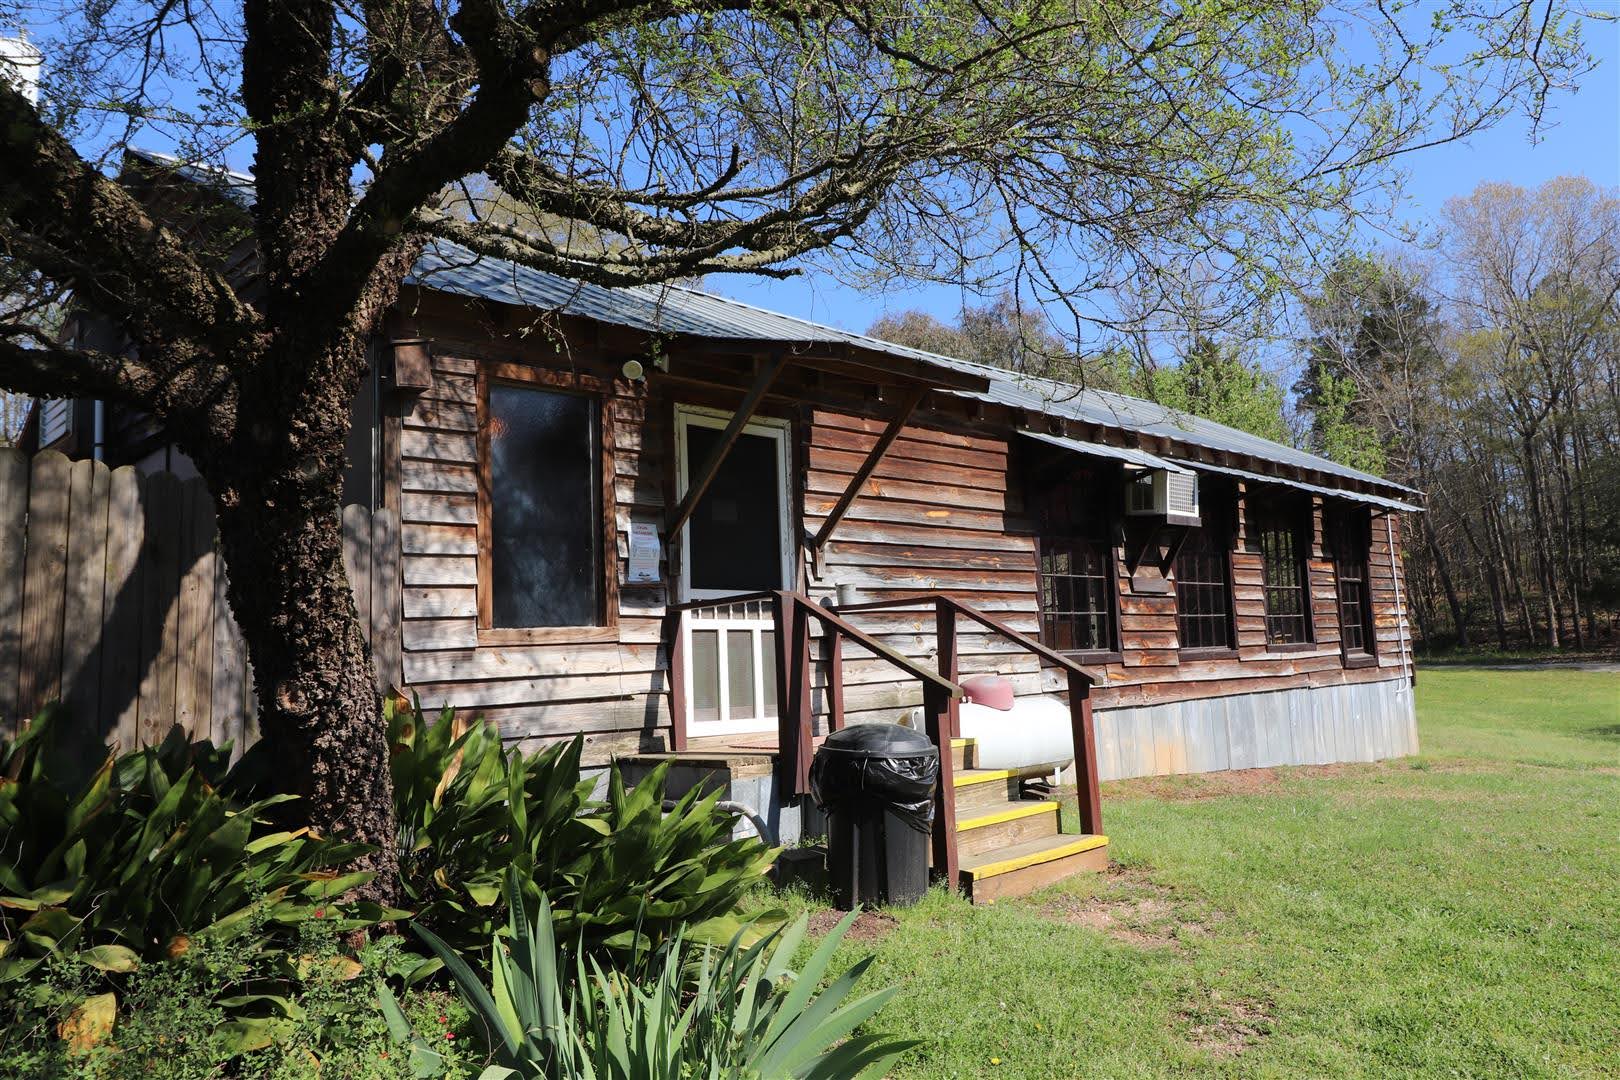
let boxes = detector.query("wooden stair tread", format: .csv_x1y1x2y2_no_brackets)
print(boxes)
960,833,1109,880
955,800,1057,833
952,762,1062,788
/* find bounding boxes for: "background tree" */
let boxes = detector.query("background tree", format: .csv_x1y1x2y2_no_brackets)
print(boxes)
0,0,1598,891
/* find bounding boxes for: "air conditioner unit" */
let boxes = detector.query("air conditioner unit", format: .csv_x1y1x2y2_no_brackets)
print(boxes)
1126,468,1200,526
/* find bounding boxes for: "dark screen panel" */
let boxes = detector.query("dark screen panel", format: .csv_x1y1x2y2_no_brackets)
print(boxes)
488,384,600,627
686,423,784,592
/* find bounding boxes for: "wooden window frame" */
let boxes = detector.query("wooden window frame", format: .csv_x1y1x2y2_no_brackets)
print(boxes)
475,360,619,645
1252,493,1316,651
1030,462,1124,665
1329,504,1378,668
1175,490,1239,660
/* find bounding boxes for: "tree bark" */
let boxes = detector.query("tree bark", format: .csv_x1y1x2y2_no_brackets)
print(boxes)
209,415,399,900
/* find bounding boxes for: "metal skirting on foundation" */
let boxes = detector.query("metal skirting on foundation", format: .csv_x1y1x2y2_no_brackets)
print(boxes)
1091,677,1417,783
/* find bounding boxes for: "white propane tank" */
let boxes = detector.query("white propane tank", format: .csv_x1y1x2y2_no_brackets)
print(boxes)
903,695,1074,771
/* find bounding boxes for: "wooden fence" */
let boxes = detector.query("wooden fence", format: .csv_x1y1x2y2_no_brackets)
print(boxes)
0,448,401,753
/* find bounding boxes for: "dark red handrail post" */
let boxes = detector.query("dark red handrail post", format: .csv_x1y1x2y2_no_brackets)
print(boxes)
1067,669,1102,835
827,630,845,732
772,591,793,792
792,598,814,794
936,600,960,739
922,681,959,888
668,609,687,751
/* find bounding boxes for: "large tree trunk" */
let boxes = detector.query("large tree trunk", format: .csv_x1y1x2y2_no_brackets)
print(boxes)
212,470,399,901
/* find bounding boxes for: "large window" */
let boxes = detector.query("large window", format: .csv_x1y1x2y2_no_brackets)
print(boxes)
1253,497,1313,646
1032,464,1119,657
477,363,616,637
1330,506,1375,660
1175,497,1235,652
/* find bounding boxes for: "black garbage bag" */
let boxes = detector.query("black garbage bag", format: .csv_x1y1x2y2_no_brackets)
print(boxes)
809,723,940,833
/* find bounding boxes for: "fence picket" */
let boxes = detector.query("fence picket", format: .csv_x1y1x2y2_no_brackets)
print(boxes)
0,454,395,753
61,458,111,749
18,451,71,720
0,449,27,735
101,466,145,750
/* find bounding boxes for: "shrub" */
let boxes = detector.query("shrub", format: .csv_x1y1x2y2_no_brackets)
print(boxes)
389,697,779,961
412,872,917,1080
0,710,401,1007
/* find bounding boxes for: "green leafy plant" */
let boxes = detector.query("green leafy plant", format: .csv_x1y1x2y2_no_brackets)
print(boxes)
0,710,400,998
389,697,779,962
415,871,917,1080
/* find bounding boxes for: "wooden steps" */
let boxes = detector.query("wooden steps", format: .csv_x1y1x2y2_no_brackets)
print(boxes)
950,738,1108,902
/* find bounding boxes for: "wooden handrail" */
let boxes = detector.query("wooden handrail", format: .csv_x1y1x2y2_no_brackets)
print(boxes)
833,592,1097,683
832,591,1105,839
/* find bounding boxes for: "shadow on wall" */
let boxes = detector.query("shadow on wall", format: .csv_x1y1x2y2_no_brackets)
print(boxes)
0,449,400,771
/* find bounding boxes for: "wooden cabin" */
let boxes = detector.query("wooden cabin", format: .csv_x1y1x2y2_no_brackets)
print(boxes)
25,153,1422,900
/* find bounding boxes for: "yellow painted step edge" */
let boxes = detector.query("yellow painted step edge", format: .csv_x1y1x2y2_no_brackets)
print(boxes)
956,801,1057,833
952,765,1049,788
951,738,973,748
964,835,1110,880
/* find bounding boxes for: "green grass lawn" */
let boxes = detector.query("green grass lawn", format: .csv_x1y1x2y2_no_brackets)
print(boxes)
784,668,1620,1078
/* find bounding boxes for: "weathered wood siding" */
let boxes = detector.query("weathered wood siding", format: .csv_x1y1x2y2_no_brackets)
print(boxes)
395,331,672,758
388,304,1413,760
801,407,1413,727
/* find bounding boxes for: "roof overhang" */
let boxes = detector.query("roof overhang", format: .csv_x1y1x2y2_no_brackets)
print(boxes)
1167,458,1423,513
1019,429,1191,473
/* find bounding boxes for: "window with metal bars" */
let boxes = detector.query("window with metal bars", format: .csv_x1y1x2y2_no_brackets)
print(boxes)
1330,507,1375,657
1032,463,1119,657
1175,518,1234,652
1254,498,1312,645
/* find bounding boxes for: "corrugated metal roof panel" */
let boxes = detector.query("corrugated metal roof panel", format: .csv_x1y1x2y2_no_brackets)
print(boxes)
1018,429,1189,473
1166,458,1422,513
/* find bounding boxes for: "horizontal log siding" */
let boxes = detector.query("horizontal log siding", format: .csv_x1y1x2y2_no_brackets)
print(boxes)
392,316,1413,757
397,336,673,758
807,409,1412,723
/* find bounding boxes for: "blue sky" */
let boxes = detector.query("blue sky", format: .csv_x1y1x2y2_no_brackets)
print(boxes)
710,16,1620,337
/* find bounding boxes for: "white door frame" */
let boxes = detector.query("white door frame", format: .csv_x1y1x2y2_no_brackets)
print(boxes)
673,405,795,737
672,405,796,602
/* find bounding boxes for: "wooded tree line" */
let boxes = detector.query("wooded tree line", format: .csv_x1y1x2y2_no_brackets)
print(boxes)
871,176,1620,652
1298,178,1619,652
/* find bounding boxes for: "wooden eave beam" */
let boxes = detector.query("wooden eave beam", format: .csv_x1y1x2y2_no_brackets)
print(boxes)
661,338,991,394
809,384,926,555
665,351,788,540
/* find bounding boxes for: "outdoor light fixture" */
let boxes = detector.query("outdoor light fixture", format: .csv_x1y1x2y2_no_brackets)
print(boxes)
621,358,646,381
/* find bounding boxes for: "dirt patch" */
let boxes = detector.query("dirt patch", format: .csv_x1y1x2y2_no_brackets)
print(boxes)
807,908,899,944
1181,994,1272,1058
1040,865,1221,952
1095,758,1500,803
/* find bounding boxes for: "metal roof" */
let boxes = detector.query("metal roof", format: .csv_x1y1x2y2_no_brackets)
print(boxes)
408,241,1418,501
125,148,1418,503
1165,458,1422,513
1018,430,1189,473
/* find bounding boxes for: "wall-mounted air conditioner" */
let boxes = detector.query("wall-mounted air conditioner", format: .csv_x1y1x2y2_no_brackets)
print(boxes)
1126,468,1200,526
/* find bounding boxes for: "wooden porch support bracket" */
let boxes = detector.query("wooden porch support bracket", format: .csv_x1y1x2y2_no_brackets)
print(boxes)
664,351,788,540
807,384,926,568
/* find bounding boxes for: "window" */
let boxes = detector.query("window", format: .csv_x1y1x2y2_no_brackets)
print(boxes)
1330,506,1375,659
477,363,617,636
1253,497,1313,646
1175,500,1235,653
1032,464,1119,657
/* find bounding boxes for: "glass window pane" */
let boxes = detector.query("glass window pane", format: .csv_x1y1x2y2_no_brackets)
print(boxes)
727,629,756,719
488,384,600,627
760,630,778,718
691,629,720,723
686,424,784,592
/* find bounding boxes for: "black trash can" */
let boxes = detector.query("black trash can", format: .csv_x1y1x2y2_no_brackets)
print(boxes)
810,723,939,910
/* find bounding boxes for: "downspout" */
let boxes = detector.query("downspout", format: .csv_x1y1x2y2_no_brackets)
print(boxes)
92,400,105,461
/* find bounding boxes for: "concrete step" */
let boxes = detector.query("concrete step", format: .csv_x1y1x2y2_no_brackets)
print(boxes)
959,833,1109,903
954,800,1060,858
